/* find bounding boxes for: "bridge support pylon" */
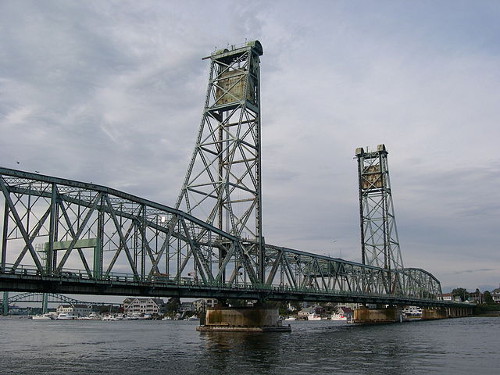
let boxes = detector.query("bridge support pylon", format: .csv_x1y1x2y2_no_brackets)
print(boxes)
354,306,403,323
2,291,8,315
196,306,291,332
422,306,471,319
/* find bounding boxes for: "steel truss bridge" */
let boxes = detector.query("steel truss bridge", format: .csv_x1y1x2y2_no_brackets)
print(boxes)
5,292,119,307
0,167,442,307
1,40,448,309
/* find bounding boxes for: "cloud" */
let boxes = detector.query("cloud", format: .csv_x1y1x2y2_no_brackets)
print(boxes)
1,0,499,290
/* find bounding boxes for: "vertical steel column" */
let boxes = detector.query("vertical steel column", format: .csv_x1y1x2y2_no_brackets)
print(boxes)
42,293,48,314
95,197,104,279
1,199,8,271
2,291,8,315
47,182,57,275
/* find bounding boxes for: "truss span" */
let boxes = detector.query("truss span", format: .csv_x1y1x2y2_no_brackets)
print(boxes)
6,292,117,307
0,167,443,306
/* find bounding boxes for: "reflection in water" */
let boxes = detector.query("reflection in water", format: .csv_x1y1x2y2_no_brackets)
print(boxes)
199,331,284,373
198,322,427,374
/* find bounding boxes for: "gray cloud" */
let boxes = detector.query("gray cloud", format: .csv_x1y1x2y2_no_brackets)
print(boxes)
1,0,499,291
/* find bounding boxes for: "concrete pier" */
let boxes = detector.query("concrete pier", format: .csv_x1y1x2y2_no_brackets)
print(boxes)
354,305,473,324
196,306,291,332
354,306,401,323
421,307,448,320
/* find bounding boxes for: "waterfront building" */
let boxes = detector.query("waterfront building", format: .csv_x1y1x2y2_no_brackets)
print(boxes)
56,304,92,317
297,306,315,319
491,288,500,303
440,293,461,302
123,298,165,316
193,298,218,312
468,289,484,304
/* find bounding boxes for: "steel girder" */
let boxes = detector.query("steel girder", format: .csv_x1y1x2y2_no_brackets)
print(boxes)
1,167,443,304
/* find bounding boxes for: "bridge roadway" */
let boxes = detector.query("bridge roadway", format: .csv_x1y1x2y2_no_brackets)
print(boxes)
0,167,454,309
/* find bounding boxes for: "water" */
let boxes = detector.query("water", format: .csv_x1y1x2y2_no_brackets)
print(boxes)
0,317,498,374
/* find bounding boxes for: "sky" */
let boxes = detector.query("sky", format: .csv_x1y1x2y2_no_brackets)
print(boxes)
1,0,499,293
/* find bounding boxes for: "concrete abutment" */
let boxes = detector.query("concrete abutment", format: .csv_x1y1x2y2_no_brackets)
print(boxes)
354,305,473,324
196,306,291,332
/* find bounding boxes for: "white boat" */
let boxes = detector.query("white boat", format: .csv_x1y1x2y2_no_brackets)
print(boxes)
56,313,77,320
307,313,322,321
187,315,199,321
330,313,348,321
284,316,296,321
403,306,422,319
102,315,120,321
32,313,53,320
88,312,101,320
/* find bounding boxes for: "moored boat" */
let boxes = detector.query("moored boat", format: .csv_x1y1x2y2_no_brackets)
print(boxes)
56,313,77,320
31,313,54,320
330,313,347,321
307,313,322,321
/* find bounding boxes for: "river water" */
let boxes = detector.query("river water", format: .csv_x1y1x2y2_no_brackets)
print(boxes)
0,317,498,374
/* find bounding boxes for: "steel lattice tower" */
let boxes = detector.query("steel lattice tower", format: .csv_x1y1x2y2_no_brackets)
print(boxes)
176,41,265,282
355,144,404,294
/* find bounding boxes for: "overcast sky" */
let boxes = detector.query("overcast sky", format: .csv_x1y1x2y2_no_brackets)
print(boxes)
1,0,499,293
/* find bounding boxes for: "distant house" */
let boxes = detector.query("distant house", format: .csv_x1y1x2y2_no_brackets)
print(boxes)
337,306,354,317
56,304,92,317
491,288,500,304
297,307,315,319
440,293,461,302
123,298,165,316
468,290,483,304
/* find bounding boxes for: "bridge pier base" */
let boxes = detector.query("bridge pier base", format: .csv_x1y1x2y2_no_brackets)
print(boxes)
421,307,448,320
354,306,402,323
196,306,291,332
422,306,472,319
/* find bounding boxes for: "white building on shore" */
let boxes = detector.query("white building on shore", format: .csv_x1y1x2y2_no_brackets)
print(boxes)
56,304,92,317
123,298,165,316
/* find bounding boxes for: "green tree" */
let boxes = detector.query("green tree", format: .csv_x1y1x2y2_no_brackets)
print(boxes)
484,291,494,304
452,288,469,302
166,297,180,314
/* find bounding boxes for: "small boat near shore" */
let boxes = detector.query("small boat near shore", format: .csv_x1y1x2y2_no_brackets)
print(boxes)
307,313,322,321
330,313,348,321
56,313,77,320
31,314,54,320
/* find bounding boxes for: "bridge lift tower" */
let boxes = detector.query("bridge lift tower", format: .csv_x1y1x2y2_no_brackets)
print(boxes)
176,41,265,283
355,144,404,295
